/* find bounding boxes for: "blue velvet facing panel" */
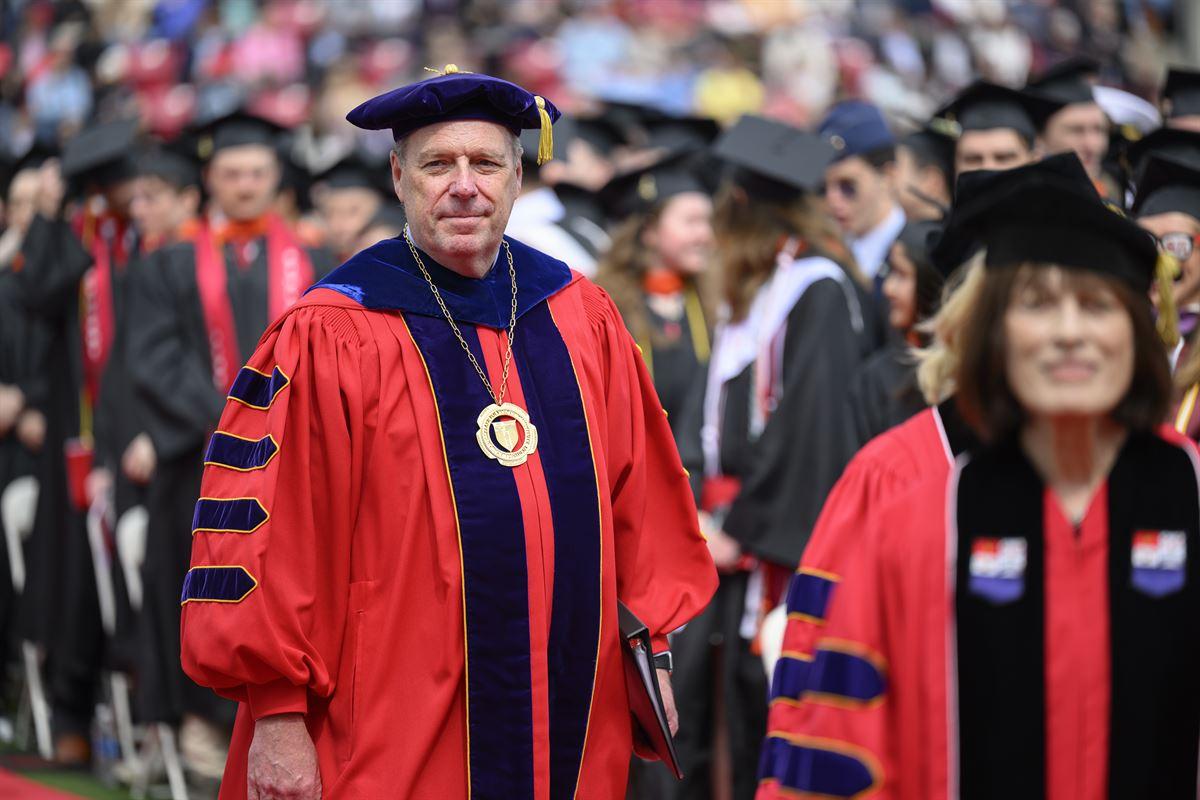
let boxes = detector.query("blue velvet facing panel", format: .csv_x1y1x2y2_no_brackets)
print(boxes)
227,366,290,410
204,432,279,471
786,569,839,622
192,497,269,534
515,303,601,800
808,646,887,705
404,313,534,800
180,566,258,604
771,654,814,702
760,735,879,798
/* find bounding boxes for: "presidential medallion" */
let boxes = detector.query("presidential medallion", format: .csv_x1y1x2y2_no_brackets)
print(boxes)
476,402,538,467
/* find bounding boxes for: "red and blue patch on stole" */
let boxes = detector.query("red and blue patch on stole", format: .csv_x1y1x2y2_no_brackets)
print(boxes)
968,537,1027,605
1131,529,1187,598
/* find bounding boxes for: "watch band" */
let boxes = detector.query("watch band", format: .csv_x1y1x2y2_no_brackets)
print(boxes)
653,650,673,673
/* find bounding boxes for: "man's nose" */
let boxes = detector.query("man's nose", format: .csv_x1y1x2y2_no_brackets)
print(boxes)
448,159,478,198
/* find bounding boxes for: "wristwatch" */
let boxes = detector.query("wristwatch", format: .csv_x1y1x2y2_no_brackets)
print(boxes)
653,651,673,673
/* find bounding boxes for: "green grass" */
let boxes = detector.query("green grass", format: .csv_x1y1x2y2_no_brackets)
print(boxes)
16,770,133,799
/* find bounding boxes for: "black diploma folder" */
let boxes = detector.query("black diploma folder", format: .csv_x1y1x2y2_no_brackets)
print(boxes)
618,601,684,779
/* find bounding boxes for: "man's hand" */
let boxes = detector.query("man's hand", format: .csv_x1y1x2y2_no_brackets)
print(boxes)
15,409,46,453
705,529,742,571
85,468,113,507
0,384,24,436
247,713,321,800
121,433,156,485
657,669,678,737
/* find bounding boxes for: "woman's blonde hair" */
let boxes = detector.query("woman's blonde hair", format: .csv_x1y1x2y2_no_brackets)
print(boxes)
915,254,986,404
713,184,866,322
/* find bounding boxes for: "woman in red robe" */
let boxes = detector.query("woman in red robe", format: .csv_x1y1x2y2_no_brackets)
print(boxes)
758,155,1200,800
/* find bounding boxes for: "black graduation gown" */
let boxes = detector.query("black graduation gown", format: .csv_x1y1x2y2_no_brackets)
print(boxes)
13,213,107,731
668,275,864,800
845,338,928,448
0,266,44,662
127,236,331,725
642,294,707,501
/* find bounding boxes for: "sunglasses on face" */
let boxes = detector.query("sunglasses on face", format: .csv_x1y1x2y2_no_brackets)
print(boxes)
821,178,859,200
1157,232,1200,263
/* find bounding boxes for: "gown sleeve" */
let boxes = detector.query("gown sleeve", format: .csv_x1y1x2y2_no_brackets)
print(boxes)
126,247,226,461
14,214,91,317
756,481,896,800
180,302,377,719
724,277,864,568
584,283,718,653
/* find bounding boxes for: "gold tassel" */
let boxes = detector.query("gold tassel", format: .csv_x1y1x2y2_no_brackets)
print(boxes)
534,96,553,165
1157,251,1181,348
423,64,466,77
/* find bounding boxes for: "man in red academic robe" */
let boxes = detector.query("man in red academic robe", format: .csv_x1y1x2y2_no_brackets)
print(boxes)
179,69,717,799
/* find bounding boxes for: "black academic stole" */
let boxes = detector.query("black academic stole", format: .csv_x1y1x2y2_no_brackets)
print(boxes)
952,432,1200,800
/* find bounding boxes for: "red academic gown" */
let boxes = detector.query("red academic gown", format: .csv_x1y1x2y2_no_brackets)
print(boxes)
757,426,1200,800
179,236,717,800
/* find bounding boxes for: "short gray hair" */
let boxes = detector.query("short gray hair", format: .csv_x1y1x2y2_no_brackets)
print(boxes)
392,131,524,166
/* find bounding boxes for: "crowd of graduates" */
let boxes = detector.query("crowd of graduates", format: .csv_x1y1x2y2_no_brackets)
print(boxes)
2,2,1200,800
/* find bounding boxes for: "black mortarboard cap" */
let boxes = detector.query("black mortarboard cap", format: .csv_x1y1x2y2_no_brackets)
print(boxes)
937,152,1157,291
61,117,140,188
194,109,285,160
1133,154,1200,220
555,115,626,157
1162,67,1200,119
599,149,710,221
1027,55,1101,107
644,115,721,151
933,81,1059,141
896,219,944,275
1125,127,1200,174
313,149,392,196
712,115,837,199
347,66,561,164
136,143,201,190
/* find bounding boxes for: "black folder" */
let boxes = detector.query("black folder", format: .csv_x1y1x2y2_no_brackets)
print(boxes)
618,601,683,779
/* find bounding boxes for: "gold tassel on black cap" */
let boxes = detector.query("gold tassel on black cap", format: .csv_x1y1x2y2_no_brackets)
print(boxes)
534,96,553,165
1157,251,1181,348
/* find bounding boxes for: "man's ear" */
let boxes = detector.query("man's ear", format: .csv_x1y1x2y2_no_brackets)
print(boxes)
514,159,523,193
390,150,404,204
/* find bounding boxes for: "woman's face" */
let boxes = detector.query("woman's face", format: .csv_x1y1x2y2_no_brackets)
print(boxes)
882,241,918,333
1004,267,1134,421
644,191,713,276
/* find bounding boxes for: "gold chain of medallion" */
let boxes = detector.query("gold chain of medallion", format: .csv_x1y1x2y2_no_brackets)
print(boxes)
404,226,518,406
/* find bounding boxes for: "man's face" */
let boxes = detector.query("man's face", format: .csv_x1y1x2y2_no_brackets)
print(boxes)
130,175,196,241
317,186,382,257
955,128,1035,175
393,120,522,266
822,155,894,238
894,145,950,222
206,144,281,222
1139,211,1200,308
1037,102,1109,179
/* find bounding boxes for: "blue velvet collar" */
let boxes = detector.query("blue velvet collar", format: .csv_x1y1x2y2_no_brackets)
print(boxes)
307,235,573,328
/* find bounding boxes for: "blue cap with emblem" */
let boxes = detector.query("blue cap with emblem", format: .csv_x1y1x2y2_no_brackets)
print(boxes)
817,100,894,161
346,65,562,165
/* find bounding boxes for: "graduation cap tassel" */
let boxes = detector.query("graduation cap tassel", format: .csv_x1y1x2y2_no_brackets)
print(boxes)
534,96,554,165
1156,251,1181,348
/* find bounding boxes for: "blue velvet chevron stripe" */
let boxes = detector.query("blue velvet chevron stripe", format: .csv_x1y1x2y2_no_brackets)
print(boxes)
204,432,279,471
181,566,258,604
515,303,601,800
760,734,880,798
192,497,269,534
770,653,814,702
227,366,290,409
786,569,839,623
807,645,887,706
403,313,533,800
